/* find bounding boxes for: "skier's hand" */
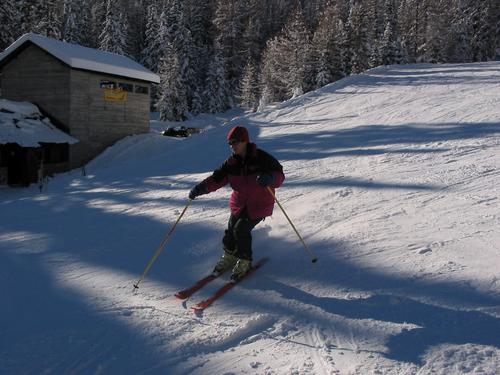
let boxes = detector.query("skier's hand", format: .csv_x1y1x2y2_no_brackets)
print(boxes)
256,173,275,187
189,183,206,200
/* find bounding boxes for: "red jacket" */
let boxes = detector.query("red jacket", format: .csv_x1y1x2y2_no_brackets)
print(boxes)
202,143,285,219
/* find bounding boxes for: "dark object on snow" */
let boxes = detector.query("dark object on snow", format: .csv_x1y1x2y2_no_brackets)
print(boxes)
162,126,200,138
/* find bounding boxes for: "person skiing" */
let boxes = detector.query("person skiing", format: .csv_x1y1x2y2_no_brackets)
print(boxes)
188,125,285,282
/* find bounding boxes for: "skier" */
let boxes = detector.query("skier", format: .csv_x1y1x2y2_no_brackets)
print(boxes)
188,125,285,282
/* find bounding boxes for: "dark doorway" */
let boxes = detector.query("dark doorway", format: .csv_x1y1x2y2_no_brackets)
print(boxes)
0,144,40,186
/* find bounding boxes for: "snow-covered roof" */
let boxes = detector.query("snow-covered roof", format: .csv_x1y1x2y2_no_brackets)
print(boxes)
0,99,79,147
0,33,160,84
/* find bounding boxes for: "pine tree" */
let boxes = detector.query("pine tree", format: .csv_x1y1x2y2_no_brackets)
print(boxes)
127,0,148,62
204,45,232,113
158,51,189,121
469,0,497,61
378,0,403,65
349,0,371,74
315,50,333,88
183,0,214,114
240,60,260,111
140,1,162,71
242,17,264,66
338,18,353,75
277,5,313,98
259,37,283,105
446,0,473,63
164,0,197,116
148,8,172,109
424,0,448,63
366,0,384,67
62,0,87,45
0,0,16,50
399,0,429,62
88,1,107,48
312,3,345,88
213,0,247,97
99,0,128,55
32,0,62,39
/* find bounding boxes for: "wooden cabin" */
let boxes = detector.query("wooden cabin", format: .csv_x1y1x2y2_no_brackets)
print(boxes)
0,33,160,170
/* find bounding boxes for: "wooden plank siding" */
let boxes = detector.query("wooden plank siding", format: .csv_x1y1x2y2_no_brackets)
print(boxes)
68,70,150,166
0,44,71,128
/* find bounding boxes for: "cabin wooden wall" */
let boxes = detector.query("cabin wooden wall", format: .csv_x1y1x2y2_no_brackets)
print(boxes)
69,70,150,166
0,44,71,127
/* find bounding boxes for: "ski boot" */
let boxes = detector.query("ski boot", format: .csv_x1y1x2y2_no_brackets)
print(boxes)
230,258,252,283
212,251,238,276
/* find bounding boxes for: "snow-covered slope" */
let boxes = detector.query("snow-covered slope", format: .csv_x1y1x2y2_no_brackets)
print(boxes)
1,62,499,374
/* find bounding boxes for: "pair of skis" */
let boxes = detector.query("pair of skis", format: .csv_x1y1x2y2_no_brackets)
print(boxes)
175,258,268,314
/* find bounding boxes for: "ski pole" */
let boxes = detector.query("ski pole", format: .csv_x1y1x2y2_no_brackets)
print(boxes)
267,187,318,263
133,199,192,290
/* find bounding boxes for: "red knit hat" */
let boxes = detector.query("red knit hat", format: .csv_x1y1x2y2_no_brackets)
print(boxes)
227,126,250,143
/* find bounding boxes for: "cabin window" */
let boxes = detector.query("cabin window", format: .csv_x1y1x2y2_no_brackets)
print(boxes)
100,80,116,89
118,82,133,92
134,85,149,94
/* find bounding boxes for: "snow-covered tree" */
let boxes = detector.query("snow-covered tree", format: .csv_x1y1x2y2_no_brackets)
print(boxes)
126,0,148,62
312,3,345,88
0,0,17,50
203,46,232,113
378,0,404,65
160,0,198,116
259,37,283,104
242,17,264,66
99,0,128,55
276,5,313,98
398,0,429,62
423,0,449,63
349,0,371,74
213,0,247,96
365,0,384,67
62,0,89,45
140,2,162,71
183,0,214,114
157,51,189,121
32,0,62,39
239,60,260,111
468,0,497,61
445,0,473,63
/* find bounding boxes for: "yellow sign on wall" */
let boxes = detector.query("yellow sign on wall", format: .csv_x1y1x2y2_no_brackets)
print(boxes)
104,88,127,102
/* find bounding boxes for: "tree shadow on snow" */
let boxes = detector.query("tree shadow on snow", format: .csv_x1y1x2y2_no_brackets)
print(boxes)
255,121,500,163
260,278,499,364
248,234,500,366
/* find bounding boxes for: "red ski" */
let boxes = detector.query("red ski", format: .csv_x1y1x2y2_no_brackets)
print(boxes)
175,274,218,300
191,258,269,314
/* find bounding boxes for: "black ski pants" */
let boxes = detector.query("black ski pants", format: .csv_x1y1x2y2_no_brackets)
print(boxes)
223,209,263,261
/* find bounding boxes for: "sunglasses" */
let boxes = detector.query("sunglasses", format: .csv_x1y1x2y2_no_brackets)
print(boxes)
228,139,242,146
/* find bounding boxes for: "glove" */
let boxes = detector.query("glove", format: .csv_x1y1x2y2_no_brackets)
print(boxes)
256,173,275,187
189,183,206,200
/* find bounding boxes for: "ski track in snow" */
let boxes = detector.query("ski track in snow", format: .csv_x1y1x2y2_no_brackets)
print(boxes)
1,62,500,374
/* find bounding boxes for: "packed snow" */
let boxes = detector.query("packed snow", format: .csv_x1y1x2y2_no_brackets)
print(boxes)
1,62,499,374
